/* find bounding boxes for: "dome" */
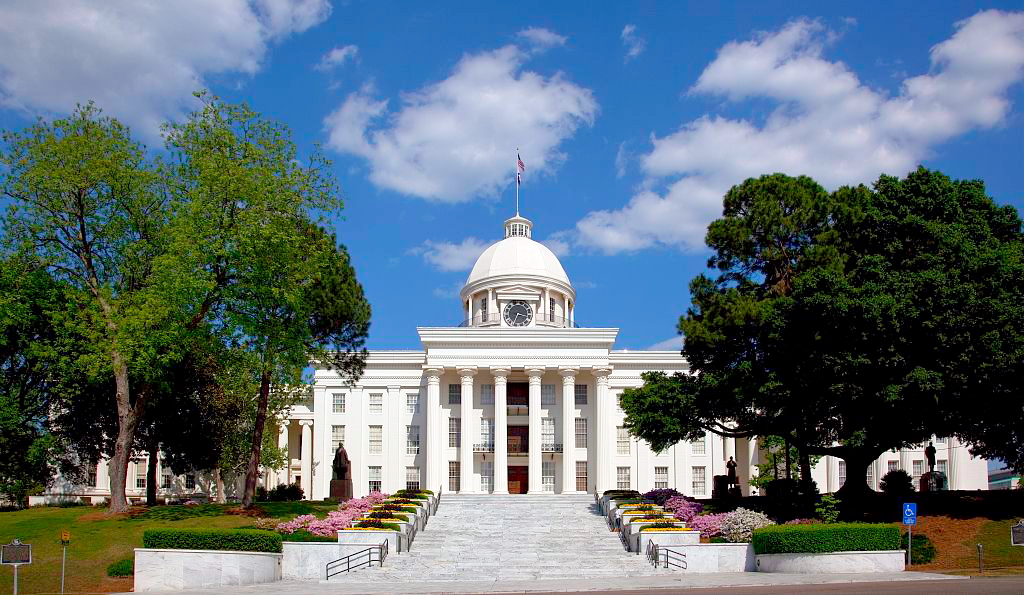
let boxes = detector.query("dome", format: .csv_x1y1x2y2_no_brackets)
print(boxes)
464,215,570,288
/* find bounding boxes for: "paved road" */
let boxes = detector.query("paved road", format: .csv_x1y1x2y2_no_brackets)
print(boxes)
524,576,1024,595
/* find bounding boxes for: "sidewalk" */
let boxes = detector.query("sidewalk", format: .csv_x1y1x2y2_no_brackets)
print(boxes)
125,571,965,594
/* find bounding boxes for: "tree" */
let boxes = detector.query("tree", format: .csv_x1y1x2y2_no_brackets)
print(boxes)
620,169,1024,500
162,95,370,507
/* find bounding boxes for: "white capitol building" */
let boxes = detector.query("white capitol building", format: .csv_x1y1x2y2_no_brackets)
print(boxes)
37,213,988,504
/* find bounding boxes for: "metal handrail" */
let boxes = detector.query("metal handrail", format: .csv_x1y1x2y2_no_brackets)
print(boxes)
473,443,495,452
541,443,563,453
618,525,629,550
646,542,687,569
325,541,388,578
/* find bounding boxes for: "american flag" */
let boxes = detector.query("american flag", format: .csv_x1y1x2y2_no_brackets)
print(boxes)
517,153,525,185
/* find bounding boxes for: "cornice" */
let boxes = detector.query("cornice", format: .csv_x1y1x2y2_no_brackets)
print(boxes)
417,326,619,346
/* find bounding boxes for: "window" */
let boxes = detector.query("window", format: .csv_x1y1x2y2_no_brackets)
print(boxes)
654,466,669,489
549,297,555,322
575,418,588,448
839,461,847,487
541,384,555,406
185,474,196,490
574,384,588,405
369,425,383,454
480,418,494,448
692,466,706,496
448,384,461,404
935,436,946,445
691,435,706,455
406,393,420,414
331,425,345,452
449,461,460,492
481,462,494,492
542,461,555,492
616,426,630,455
480,297,488,320
368,466,382,493
912,460,924,489
136,461,147,490
369,392,383,413
616,466,631,490
406,467,420,491
888,460,899,473
866,464,874,489
576,461,588,492
332,392,345,414
542,417,556,447
406,425,420,455
161,473,172,489
936,460,947,475
449,417,460,448
88,465,98,488
480,384,494,405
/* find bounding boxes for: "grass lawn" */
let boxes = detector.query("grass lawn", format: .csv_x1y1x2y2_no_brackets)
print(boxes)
0,502,337,594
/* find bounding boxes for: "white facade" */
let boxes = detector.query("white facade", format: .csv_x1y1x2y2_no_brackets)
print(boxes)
33,213,989,504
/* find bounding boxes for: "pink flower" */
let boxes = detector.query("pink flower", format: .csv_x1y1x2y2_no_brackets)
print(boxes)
687,513,729,538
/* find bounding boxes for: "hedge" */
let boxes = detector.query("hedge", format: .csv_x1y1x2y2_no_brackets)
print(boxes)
281,530,337,543
142,528,283,553
752,523,901,554
106,557,134,577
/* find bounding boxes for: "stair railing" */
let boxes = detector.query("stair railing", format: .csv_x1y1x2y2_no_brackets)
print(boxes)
325,541,388,579
645,541,687,570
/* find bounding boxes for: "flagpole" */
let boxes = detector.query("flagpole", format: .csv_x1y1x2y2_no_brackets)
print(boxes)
515,149,520,216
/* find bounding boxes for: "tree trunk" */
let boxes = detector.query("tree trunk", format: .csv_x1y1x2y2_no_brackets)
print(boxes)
146,442,158,506
214,468,226,504
799,449,813,486
784,437,792,480
834,449,881,501
108,352,143,514
242,368,272,508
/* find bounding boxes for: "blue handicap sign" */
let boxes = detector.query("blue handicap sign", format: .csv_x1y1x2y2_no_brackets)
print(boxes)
903,502,917,525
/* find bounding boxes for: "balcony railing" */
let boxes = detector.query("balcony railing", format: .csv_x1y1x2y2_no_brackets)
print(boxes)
473,444,494,453
507,404,529,415
456,313,581,328
541,443,563,453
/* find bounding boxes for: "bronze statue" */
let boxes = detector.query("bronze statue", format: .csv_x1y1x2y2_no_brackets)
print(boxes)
332,443,351,481
925,441,937,473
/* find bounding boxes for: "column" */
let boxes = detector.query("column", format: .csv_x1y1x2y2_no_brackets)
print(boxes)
492,367,510,494
527,367,544,493
560,368,578,493
458,368,477,492
299,420,313,499
593,368,612,492
425,368,442,492
277,422,290,486
388,385,402,493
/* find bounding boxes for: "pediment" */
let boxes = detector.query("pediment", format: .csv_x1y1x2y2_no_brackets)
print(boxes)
495,285,541,300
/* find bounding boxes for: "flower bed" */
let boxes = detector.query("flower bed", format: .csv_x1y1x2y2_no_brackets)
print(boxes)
276,491,391,537
639,526,698,532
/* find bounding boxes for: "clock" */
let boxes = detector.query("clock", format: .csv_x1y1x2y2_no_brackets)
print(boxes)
503,300,534,327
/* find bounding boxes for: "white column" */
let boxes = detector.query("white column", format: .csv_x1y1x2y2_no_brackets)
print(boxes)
299,420,313,499
543,287,551,322
593,368,612,492
277,422,290,486
527,367,544,493
388,385,402,493
492,367,510,494
459,367,476,493
425,368,442,492
560,368,578,493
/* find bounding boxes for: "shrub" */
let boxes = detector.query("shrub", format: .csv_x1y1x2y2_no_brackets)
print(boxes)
901,532,937,564
375,505,416,514
752,523,901,554
688,513,729,538
815,494,840,524
267,483,304,502
642,488,683,506
142,529,282,553
141,504,225,521
281,530,338,542
355,520,401,531
366,511,409,521
719,508,775,543
251,517,280,530
106,557,133,577
638,522,683,531
880,469,914,497
664,496,703,522
255,486,268,502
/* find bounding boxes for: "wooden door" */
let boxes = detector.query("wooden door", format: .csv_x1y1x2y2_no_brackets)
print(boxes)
508,382,528,406
508,425,529,454
508,466,528,494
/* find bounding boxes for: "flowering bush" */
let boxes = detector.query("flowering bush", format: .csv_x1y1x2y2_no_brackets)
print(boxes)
642,488,683,506
785,518,819,525
687,513,728,538
719,508,775,543
664,496,703,522
276,492,391,537
251,517,280,530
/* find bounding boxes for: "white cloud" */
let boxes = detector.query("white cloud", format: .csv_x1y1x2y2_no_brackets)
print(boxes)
540,231,572,257
645,336,682,351
324,43,597,202
575,10,1024,253
432,280,464,300
0,0,331,139
316,45,358,71
517,27,567,50
413,237,490,272
621,24,647,62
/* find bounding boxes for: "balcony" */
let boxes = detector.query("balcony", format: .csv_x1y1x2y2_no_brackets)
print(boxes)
507,404,529,416
473,443,494,453
456,313,582,328
541,443,563,453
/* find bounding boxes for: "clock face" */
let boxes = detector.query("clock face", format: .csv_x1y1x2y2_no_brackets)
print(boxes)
503,300,534,327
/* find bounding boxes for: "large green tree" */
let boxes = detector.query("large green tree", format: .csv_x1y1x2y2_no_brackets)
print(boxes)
620,169,1024,497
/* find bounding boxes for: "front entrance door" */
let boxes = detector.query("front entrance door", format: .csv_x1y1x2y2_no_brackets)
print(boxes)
509,466,528,494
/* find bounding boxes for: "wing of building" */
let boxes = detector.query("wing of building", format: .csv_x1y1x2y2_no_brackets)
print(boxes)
30,213,989,505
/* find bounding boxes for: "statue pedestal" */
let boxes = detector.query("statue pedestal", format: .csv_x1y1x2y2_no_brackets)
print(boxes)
330,479,353,501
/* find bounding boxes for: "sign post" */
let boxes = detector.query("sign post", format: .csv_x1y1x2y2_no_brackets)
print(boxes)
60,530,71,594
1,539,32,595
1011,519,1024,547
903,503,917,566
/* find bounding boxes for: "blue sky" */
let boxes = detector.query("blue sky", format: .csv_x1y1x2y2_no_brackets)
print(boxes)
1,1,1022,350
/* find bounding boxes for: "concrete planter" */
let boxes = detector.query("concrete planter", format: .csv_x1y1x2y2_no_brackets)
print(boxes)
337,529,400,554
626,522,688,552
636,528,700,553
282,542,346,581
134,548,281,592
755,550,905,573
650,543,756,573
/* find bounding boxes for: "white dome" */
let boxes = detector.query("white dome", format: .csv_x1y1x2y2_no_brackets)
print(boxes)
466,235,570,287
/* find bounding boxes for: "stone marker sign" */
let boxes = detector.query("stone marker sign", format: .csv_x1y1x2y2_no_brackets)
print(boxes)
1,539,31,565
1012,520,1024,547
